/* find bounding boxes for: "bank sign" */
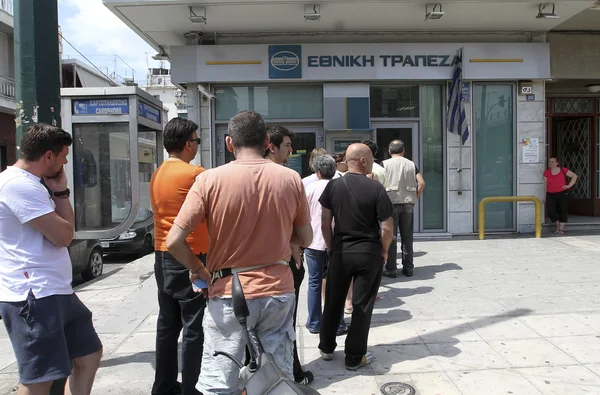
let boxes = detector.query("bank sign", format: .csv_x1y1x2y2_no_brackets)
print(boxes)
268,44,457,79
170,42,551,82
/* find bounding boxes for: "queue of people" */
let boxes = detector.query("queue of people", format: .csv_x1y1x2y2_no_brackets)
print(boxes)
0,116,424,395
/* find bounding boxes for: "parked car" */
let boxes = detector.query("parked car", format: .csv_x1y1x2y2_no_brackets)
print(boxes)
100,207,154,256
69,239,104,281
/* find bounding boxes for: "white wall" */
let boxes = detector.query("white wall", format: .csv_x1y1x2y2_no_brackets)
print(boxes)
447,83,474,234
0,32,14,79
516,81,546,233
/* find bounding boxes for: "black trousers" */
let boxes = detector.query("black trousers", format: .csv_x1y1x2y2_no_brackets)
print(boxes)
153,251,206,395
546,191,569,223
289,256,306,379
319,252,383,367
386,204,414,272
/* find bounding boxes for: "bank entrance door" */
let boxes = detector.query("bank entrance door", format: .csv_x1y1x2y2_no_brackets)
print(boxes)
372,121,420,232
216,124,321,178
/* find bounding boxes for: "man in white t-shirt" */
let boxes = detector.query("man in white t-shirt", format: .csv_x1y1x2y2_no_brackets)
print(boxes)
0,124,102,395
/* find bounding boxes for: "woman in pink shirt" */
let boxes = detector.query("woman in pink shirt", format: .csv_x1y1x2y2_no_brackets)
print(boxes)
543,157,578,234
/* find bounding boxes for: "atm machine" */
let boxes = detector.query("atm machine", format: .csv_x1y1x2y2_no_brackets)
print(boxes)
61,87,164,279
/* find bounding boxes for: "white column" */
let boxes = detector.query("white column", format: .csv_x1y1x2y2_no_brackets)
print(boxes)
447,82,474,234
517,81,546,233
186,83,202,166
199,90,212,169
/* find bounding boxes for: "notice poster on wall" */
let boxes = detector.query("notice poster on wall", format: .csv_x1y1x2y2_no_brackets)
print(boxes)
522,138,539,163
285,153,303,175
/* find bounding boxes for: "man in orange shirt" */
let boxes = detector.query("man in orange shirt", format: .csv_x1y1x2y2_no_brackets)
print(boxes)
166,111,313,394
150,118,209,395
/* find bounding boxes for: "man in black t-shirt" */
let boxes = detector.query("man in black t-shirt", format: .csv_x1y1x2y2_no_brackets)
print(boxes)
318,143,394,371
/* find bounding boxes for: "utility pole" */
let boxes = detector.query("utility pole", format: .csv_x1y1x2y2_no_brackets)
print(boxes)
14,5,66,395
14,0,62,157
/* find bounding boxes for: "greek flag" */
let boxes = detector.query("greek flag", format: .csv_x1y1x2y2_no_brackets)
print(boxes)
447,49,469,145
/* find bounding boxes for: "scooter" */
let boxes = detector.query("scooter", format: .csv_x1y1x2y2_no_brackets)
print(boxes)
214,273,321,395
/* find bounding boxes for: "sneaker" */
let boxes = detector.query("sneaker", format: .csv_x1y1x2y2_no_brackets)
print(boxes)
294,371,314,385
345,352,373,371
382,270,396,278
320,350,333,361
305,325,319,335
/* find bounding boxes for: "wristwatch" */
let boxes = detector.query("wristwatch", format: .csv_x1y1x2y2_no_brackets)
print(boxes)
52,188,70,199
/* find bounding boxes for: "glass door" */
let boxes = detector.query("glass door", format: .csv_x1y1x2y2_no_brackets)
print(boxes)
473,83,516,231
372,122,420,232
286,128,319,178
216,124,320,178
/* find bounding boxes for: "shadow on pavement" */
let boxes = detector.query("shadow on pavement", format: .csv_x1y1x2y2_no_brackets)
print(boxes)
100,351,156,369
383,262,463,284
305,308,533,391
73,267,124,291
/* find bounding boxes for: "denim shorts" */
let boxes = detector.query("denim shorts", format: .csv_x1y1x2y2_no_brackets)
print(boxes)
196,293,295,394
0,291,103,384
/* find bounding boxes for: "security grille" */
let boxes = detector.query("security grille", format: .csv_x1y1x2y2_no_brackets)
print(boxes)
553,98,594,114
558,118,591,199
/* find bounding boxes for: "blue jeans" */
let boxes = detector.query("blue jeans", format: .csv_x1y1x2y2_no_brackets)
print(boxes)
304,248,346,333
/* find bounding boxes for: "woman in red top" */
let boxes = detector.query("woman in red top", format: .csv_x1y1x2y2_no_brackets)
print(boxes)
543,157,578,234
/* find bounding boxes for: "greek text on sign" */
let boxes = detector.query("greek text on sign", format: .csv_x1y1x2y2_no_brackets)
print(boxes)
307,55,458,68
73,98,129,115
138,102,161,124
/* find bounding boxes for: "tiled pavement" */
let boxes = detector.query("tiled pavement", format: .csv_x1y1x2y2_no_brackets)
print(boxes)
2,232,600,394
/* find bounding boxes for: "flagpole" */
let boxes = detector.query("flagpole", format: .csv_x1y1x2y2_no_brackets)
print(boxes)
458,48,463,196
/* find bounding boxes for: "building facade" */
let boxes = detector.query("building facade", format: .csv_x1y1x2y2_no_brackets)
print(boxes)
0,0,14,171
142,68,188,121
104,0,600,235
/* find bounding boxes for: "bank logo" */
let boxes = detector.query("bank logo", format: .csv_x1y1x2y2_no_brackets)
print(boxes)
269,45,302,79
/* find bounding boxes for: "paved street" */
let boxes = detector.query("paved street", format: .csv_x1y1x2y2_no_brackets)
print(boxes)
2,233,600,394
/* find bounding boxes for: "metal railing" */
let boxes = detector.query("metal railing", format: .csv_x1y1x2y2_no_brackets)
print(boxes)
1,0,12,16
0,75,15,99
478,196,542,240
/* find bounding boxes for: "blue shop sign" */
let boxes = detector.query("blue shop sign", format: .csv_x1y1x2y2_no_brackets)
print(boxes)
73,98,129,115
138,102,161,124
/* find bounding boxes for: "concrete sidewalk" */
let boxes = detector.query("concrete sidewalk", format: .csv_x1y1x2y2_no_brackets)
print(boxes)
2,233,600,394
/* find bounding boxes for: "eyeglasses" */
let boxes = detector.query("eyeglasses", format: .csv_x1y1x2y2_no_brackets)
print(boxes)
188,138,201,144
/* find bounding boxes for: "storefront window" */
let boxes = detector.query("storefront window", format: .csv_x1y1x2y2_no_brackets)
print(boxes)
474,84,515,230
215,85,323,120
370,85,419,118
421,85,444,230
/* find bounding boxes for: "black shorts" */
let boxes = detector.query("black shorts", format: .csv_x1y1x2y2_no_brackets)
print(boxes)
0,291,103,384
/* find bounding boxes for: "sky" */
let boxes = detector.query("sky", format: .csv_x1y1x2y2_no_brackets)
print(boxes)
58,0,167,85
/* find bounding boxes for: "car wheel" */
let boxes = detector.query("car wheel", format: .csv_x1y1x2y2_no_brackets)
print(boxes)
82,248,103,281
139,235,153,257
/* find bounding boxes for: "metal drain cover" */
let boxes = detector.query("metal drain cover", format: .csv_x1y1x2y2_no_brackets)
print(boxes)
380,382,416,395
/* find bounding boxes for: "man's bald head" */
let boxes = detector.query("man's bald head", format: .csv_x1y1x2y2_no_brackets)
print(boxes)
345,143,374,175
